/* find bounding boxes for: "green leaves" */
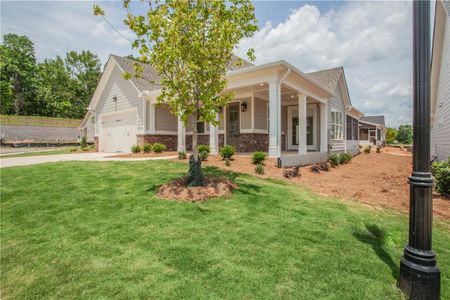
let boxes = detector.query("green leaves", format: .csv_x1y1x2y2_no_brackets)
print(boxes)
93,4,105,16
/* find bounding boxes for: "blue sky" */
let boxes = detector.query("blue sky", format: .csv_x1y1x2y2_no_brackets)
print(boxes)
1,1,416,127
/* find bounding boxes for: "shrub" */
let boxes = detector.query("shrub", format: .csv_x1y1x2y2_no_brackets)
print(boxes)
199,150,208,161
376,146,381,153
328,154,341,166
340,152,353,164
220,145,236,160
70,147,77,152
80,136,88,150
152,143,166,153
178,151,187,160
255,163,264,175
142,143,152,153
431,161,450,196
251,151,266,165
225,158,231,166
197,144,210,154
131,145,141,153
364,145,372,154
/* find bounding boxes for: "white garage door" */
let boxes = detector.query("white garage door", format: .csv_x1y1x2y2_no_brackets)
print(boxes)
100,110,137,153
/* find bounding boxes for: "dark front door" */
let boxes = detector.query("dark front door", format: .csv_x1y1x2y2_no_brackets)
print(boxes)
226,103,240,148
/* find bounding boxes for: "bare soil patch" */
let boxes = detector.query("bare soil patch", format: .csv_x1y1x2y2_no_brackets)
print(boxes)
180,148,450,220
112,151,178,158
156,177,237,202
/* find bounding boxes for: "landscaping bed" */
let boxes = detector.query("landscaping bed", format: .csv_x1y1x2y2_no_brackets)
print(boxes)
192,149,450,220
112,151,178,158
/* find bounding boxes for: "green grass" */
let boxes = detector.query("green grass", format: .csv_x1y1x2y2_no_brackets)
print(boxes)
1,161,449,299
1,148,75,158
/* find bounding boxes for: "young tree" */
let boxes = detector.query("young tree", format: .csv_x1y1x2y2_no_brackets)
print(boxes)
94,0,258,186
385,127,398,144
397,124,413,145
0,34,37,115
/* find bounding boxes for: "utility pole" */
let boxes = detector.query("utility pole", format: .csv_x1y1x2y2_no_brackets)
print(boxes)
398,1,440,299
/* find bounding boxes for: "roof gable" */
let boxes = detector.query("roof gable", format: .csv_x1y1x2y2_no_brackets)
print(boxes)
360,115,385,126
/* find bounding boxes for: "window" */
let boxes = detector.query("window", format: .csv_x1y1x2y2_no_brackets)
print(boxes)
196,121,205,134
346,115,359,140
377,128,381,141
331,110,344,140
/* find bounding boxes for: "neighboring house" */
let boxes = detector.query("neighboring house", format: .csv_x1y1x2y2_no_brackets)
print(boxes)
346,106,364,155
431,0,450,162
80,54,365,167
359,115,386,147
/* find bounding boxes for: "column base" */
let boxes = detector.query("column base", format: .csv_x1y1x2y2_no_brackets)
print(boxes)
210,146,219,155
399,246,440,299
268,147,280,158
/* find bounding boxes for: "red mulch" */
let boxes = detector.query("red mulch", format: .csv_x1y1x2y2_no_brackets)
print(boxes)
156,177,237,202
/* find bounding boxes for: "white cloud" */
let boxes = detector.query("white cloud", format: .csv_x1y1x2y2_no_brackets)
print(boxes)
238,1,413,127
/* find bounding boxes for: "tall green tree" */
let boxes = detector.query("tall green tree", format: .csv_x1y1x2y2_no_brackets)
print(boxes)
35,57,76,118
0,33,37,115
94,0,258,186
385,127,398,144
65,51,102,118
397,124,413,145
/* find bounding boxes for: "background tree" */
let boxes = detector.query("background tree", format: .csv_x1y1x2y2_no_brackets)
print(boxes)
64,51,102,118
95,0,258,186
0,33,36,115
396,124,413,145
385,127,398,144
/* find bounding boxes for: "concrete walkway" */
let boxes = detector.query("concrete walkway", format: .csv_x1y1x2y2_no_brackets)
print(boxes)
0,152,177,168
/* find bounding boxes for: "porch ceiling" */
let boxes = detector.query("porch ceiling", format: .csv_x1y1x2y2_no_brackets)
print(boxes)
232,83,321,103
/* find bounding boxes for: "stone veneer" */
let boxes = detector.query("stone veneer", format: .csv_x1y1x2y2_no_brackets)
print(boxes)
186,134,210,150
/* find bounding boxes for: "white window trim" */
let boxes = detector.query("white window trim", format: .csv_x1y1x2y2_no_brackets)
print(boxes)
330,109,344,140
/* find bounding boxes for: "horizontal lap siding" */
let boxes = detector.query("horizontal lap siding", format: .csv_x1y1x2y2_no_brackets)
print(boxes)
155,105,177,132
240,98,252,130
432,20,450,161
95,66,142,135
254,97,268,131
328,78,346,152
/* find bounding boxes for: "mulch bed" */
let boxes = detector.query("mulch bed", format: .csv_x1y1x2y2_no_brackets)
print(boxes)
156,177,237,202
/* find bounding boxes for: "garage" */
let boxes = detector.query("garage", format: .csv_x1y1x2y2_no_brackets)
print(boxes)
99,109,137,153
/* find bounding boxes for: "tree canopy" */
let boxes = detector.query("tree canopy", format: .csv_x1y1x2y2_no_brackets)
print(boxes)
0,33,101,119
396,124,413,145
95,0,258,186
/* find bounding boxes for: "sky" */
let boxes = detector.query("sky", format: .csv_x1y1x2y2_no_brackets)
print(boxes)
1,0,419,127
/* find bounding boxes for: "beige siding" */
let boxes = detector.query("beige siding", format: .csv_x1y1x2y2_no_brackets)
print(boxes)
95,65,143,134
254,97,268,131
432,19,450,161
281,105,287,134
239,98,252,129
155,105,177,132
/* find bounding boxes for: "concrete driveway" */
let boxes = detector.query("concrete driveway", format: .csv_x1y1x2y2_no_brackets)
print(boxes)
0,152,177,168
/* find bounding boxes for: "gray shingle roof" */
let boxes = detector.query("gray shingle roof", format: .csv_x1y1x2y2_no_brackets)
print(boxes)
306,67,343,92
360,115,385,126
111,54,253,92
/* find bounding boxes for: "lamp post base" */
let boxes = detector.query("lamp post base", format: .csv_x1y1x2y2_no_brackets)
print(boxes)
399,247,440,300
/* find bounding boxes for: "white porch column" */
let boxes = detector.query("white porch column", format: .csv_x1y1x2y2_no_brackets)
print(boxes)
268,81,281,158
209,113,219,155
320,102,328,152
298,93,307,155
177,116,186,152
149,101,156,134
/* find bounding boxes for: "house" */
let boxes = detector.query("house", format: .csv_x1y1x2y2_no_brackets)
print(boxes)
431,0,450,162
358,115,386,147
346,106,364,155
80,54,365,167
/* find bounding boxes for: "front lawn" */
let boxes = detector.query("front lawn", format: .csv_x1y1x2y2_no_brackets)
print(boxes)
0,148,74,158
1,161,449,299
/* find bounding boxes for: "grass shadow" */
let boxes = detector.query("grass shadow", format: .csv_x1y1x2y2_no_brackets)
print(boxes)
353,224,400,279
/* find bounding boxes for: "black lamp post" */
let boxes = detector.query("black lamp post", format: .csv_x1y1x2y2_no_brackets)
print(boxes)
398,1,440,299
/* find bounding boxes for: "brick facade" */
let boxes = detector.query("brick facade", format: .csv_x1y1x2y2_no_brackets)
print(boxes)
94,136,99,151
137,134,178,151
186,134,210,150
238,133,269,152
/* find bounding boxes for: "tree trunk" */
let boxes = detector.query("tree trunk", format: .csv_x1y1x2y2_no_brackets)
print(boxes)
186,110,205,186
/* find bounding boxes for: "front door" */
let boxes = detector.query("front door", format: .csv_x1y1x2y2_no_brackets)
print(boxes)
287,105,317,151
226,103,240,148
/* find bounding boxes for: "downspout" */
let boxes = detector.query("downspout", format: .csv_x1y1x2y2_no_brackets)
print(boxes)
277,68,291,166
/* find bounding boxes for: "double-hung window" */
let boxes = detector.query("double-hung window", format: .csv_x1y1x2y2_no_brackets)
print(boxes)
331,110,344,140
